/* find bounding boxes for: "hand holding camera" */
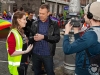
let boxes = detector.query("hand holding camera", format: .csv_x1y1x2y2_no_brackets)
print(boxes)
65,19,81,35
65,20,73,35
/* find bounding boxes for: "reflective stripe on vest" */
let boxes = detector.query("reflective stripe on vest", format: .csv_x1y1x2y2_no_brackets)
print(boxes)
8,61,20,66
6,29,23,75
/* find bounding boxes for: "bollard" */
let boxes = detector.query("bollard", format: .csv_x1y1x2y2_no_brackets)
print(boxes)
63,30,75,75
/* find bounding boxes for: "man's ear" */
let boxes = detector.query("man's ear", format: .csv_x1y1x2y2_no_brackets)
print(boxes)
48,12,50,16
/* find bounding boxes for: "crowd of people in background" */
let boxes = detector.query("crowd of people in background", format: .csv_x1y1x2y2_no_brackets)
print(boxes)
0,6,74,28
0,7,37,22
0,6,85,29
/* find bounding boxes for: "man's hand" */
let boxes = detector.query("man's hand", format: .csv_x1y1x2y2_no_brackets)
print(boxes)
65,21,73,35
34,33,44,41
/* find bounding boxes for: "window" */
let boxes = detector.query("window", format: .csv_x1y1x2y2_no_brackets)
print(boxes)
13,3,17,9
0,2,1,12
81,0,86,5
22,4,28,11
52,3,54,13
41,0,46,4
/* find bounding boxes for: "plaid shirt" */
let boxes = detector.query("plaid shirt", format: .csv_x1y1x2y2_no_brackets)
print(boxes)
33,19,50,55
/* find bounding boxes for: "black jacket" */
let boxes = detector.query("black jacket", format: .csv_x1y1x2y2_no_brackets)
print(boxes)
30,17,60,56
23,18,35,37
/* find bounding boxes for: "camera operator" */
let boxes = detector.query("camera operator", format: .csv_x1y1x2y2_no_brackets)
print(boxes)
63,2,100,75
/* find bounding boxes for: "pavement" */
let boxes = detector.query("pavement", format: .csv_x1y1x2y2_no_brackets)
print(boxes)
0,29,75,75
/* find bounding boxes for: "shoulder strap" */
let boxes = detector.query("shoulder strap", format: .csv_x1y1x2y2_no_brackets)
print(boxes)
83,49,91,68
85,49,91,57
83,52,86,68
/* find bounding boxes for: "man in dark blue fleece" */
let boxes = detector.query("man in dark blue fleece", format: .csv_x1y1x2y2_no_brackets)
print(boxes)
63,2,100,75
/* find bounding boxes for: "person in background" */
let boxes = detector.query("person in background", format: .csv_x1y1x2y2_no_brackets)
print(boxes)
6,11,33,75
31,4,60,75
7,11,12,20
25,11,28,18
63,2,100,75
32,11,37,21
11,7,18,21
0,16,2,19
23,10,35,38
0,13,2,19
23,10,35,62
20,7,24,12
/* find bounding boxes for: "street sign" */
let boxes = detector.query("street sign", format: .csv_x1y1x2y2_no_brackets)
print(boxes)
63,6,69,20
64,6,69,10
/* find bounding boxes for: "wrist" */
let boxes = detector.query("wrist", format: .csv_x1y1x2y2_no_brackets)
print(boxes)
74,30,79,34
73,28,79,33
24,51,26,54
65,31,69,35
43,35,44,39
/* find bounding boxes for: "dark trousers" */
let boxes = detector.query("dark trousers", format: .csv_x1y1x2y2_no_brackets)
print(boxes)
18,64,28,75
10,64,28,75
32,53,55,75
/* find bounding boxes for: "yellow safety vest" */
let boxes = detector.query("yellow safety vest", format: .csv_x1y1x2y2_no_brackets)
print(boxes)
6,29,23,75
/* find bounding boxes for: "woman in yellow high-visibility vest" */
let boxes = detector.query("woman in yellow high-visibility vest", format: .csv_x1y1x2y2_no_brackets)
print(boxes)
6,11,33,75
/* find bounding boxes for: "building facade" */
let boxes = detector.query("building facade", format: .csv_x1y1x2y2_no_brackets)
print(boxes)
46,0,97,15
81,0,96,5
0,2,1,12
46,0,69,15
0,0,42,15
0,0,97,15
13,0,42,14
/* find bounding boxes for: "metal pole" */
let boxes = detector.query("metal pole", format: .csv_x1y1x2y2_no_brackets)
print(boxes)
56,0,58,18
8,5,10,11
64,0,81,74
68,0,80,13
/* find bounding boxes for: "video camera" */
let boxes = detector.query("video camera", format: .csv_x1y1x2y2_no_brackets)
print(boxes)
64,12,85,27
63,0,85,27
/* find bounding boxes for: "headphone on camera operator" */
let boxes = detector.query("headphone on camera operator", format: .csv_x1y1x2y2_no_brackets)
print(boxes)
87,3,93,19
